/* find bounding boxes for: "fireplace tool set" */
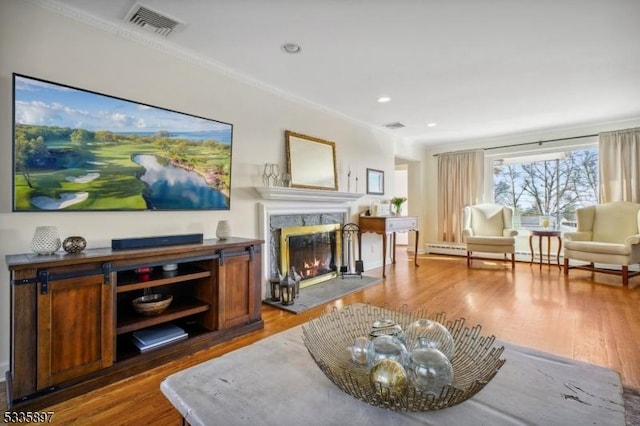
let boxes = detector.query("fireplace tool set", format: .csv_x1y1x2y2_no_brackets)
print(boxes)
340,223,364,278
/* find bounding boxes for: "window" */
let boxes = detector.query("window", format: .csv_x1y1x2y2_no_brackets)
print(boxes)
492,147,598,230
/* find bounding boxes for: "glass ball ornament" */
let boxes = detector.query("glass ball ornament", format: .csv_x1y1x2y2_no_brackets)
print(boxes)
369,318,405,342
370,359,408,399
406,341,454,396
349,336,374,366
405,319,455,361
371,334,408,365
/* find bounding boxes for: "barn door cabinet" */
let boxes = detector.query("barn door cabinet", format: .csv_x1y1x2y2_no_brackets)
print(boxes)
6,237,263,410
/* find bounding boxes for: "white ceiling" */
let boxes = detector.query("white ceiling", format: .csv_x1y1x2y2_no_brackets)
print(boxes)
43,0,640,146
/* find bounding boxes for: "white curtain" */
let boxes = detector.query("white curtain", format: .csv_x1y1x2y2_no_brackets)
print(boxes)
599,127,640,203
437,150,484,242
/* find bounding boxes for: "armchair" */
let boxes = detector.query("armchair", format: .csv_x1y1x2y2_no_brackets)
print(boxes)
463,204,518,267
563,201,640,285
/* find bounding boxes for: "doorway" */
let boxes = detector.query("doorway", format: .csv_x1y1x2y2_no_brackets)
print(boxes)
394,164,408,245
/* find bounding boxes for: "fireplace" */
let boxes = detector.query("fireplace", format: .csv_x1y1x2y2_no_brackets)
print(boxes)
280,223,341,288
256,187,362,299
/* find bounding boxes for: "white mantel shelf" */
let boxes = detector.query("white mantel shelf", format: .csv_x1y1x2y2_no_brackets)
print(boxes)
254,186,363,203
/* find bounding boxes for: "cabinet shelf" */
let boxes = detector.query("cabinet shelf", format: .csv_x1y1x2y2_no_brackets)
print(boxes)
6,238,263,410
116,265,211,293
116,322,209,363
116,299,210,335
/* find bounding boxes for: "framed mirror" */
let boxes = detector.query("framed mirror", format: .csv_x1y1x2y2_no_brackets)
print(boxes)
285,130,338,191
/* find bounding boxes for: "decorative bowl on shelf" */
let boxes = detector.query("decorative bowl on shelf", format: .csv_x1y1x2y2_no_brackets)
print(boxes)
302,303,506,412
132,293,173,316
62,235,87,254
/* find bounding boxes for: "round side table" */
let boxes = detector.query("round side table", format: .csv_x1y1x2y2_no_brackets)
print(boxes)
529,230,562,269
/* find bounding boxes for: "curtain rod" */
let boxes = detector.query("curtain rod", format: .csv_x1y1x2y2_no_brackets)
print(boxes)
433,133,598,157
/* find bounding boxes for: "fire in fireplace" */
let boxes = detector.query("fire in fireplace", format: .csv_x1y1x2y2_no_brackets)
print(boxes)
280,223,342,288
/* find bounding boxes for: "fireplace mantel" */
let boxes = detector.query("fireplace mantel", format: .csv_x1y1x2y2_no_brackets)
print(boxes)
256,187,363,299
254,186,363,203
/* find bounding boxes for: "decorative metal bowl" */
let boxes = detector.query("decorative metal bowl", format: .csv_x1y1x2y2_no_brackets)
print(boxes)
132,293,173,316
302,303,505,411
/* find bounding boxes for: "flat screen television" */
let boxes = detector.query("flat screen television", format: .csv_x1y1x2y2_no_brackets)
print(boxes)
12,73,233,211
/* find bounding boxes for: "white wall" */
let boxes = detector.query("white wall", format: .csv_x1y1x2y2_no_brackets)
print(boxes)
0,1,417,376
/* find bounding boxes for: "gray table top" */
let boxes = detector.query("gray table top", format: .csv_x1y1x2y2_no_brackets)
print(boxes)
161,321,625,426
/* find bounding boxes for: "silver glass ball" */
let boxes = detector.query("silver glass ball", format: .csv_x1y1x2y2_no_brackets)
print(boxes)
405,319,455,361
349,336,374,366
371,334,408,365
407,346,454,396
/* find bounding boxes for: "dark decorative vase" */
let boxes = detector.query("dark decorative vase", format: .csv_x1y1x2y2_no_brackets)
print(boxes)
63,236,87,254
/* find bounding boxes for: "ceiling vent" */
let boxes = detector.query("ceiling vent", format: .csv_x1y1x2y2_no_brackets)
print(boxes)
124,3,184,37
383,122,406,130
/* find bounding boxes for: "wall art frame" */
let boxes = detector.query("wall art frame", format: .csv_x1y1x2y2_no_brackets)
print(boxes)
366,168,384,195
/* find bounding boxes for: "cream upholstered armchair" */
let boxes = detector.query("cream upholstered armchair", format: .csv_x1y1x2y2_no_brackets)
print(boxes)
563,201,640,285
463,204,518,267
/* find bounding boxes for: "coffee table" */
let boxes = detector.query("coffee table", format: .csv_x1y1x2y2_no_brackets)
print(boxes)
161,316,625,425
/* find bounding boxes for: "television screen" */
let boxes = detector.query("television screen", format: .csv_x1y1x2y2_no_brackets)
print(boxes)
12,73,233,211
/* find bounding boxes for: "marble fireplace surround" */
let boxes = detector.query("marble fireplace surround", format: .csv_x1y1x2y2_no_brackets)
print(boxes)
256,187,362,299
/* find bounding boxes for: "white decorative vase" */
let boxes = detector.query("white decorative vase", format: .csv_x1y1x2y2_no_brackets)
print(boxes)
31,226,61,255
216,220,231,240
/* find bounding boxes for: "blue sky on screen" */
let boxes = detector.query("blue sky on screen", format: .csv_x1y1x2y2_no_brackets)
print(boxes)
14,75,231,135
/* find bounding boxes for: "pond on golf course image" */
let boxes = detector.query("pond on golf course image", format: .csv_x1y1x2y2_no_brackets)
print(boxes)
133,154,227,209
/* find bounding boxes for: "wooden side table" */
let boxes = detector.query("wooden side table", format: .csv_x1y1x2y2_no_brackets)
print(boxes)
359,216,419,278
529,230,562,269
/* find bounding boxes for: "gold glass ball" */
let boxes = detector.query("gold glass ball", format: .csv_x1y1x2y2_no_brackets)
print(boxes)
370,359,408,399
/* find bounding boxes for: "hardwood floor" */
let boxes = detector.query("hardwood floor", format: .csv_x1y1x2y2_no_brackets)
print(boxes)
5,251,640,424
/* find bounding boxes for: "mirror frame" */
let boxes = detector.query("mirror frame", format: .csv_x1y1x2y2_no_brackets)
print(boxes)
285,130,338,191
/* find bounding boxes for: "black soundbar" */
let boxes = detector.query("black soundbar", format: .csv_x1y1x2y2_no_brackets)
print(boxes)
111,233,204,251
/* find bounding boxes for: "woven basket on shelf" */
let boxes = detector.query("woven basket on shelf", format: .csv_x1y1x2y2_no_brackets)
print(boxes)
132,293,173,316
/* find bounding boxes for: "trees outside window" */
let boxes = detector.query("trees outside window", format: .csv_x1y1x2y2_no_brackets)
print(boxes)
493,148,598,230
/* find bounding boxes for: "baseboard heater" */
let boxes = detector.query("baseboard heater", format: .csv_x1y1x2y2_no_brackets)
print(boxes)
425,244,536,261
425,244,467,256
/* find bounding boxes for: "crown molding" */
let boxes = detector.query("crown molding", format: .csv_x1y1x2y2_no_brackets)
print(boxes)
27,0,392,138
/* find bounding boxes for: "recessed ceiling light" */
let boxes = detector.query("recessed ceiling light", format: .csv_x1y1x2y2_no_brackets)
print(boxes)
377,97,391,103
281,43,301,54
427,122,437,127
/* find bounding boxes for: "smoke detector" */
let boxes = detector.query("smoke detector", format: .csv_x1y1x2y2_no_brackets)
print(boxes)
383,122,406,130
124,3,184,37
